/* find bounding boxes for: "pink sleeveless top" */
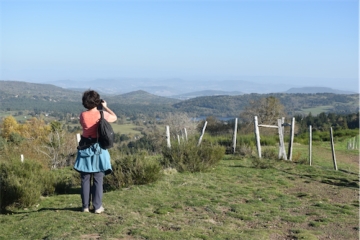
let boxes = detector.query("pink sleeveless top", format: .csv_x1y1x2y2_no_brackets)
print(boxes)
80,110,111,138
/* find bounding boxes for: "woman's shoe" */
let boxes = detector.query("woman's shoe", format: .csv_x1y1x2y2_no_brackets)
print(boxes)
95,206,104,214
82,208,89,213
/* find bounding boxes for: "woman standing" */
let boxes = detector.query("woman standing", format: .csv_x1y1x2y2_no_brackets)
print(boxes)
74,90,117,213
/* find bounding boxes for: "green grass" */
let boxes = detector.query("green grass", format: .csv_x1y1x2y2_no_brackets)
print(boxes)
0,144,358,240
111,123,143,135
299,105,334,115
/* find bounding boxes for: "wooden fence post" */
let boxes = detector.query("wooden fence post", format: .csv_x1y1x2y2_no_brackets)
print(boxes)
309,125,312,166
287,117,295,161
198,121,207,146
76,133,81,143
183,128,188,141
21,154,24,163
166,125,171,148
232,118,238,154
277,119,287,160
330,127,338,170
254,116,261,158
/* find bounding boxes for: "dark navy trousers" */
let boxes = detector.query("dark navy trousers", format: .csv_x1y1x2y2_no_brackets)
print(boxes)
80,172,104,210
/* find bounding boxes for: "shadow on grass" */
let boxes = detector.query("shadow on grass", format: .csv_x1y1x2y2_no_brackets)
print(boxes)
55,187,81,195
37,207,82,212
339,169,358,175
320,176,359,188
0,207,82,215
228,164,249,168
280,168,359,189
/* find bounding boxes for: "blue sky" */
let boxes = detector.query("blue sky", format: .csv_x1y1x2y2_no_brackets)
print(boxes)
0,0,358,91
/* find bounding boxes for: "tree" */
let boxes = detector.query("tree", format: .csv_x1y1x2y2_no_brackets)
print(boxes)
162,112,198,138
20,117,50,143
36,121,77,169
240,96,286,125
0,116,20,139
197,116,232,136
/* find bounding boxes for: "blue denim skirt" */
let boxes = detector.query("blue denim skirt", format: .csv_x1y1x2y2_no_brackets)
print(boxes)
74,143,112,175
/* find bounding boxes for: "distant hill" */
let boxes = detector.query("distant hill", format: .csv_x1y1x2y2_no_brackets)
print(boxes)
45,78,297,95
171,90,243,100
0,80,80,102
0,81,358,118
285,87,356,94
173,93,359,117
108,90,180,105
0,81,180,116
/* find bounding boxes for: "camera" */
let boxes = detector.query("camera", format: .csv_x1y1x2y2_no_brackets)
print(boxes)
97,99,104,110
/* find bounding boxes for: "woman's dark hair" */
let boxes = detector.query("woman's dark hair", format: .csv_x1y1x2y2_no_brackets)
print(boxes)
82,90,101,109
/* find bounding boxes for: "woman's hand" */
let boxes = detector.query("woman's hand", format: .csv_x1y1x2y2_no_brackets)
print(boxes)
101,100,117,122
101,99,107,108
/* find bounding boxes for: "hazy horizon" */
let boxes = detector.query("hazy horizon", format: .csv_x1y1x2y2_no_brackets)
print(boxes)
0,1,358,92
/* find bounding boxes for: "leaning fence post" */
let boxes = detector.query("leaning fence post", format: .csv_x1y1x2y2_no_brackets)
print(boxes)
183,128,188,141
166,125,171,148
76,133,81,143
198,121,207,146
330,127,338,170
254,116,261,158
287,117,295,161
232,118,238,154
309,125,312,166
277,119,287,160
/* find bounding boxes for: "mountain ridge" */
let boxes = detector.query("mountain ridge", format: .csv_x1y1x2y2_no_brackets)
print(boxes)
41,77,357,96
285,87,355,94
0,81,358,118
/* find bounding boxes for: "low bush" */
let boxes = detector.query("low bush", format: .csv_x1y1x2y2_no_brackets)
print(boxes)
0,136,7,150
0,159,52,212
250,147,281,169
235,137,256,157
51,167,80,194
260,136,278,146
296,128,359,144
161,138,225,173
250,156,280,169
262,148,278,160
236,143,254,157
104,151,163,190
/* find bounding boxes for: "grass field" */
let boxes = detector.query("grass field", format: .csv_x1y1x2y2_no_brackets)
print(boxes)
299,106,334,116
111,123,143,136
0,142,358,240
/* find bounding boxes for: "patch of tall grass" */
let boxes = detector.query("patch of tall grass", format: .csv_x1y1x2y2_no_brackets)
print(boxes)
161,138,225,172
104,151,163,190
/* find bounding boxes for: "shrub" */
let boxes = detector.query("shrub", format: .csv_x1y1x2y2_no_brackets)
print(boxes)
251,156,280,169
9,132,24,145
51,167,80,194
0,136,7,150
236,137,255,157
161,138,225,173
237,143,254,157
262,148,278,160
260,136,277,146
104,151,163,190
0,159,50,212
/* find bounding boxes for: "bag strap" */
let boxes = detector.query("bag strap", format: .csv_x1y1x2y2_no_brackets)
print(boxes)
96,110,104,143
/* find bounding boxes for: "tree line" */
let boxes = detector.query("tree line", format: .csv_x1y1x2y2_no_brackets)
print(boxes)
1,93,358,120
